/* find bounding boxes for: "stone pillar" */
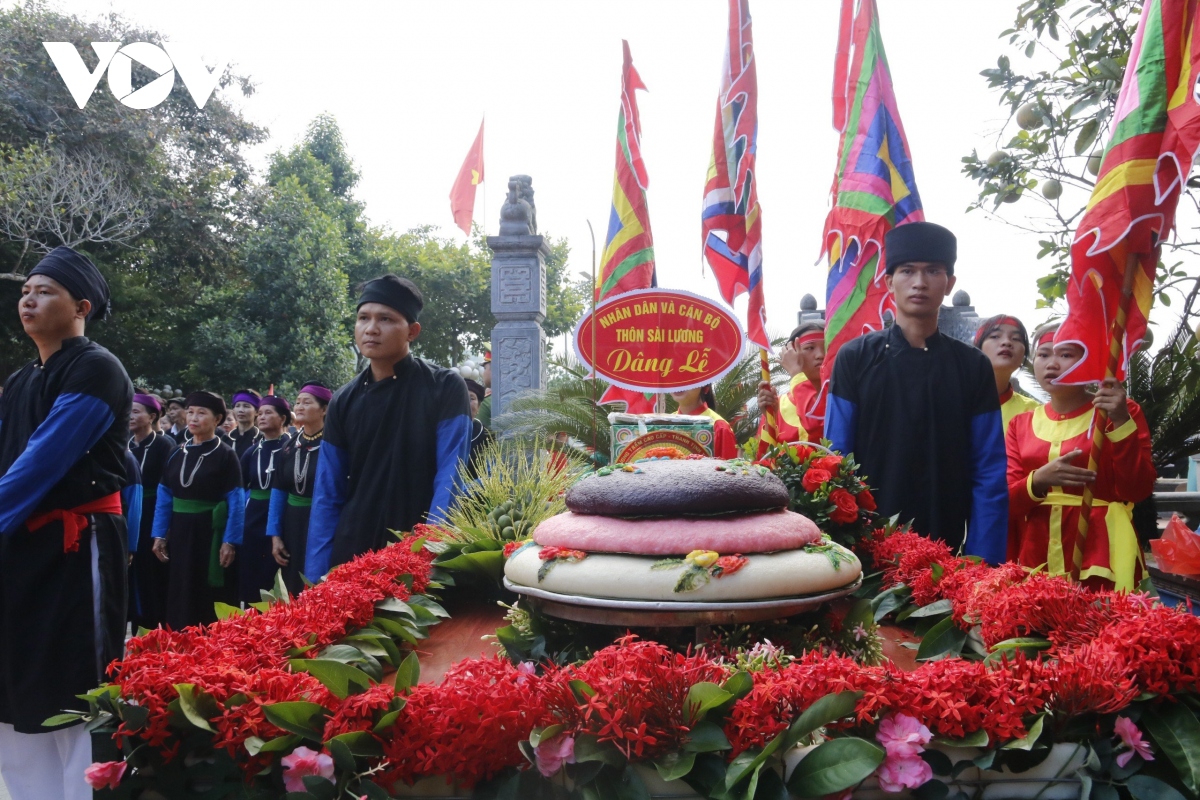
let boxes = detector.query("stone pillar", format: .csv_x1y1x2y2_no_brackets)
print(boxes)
937,289,982,345
798,293,825,326
488,175,548,420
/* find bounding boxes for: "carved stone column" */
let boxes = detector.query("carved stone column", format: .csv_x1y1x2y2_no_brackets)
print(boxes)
488,175,548,420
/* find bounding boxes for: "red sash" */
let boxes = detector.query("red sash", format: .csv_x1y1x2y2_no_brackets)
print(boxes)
25,492,123,553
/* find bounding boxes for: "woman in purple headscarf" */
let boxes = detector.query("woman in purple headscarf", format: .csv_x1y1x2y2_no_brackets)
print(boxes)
127,391,178,629
238,394,292,601
267,383,330,594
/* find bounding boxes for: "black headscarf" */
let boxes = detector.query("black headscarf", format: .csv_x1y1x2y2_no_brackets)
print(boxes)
184,391,227,424
28,246,111,321
357,275,423,323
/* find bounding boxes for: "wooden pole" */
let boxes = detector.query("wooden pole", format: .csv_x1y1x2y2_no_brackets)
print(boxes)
760,348,776,445
1072,251,1142,577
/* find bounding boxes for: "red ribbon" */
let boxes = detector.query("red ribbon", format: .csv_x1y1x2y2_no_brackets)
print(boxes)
25,492,123,553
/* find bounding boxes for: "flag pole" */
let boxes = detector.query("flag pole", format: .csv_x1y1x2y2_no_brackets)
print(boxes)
587,220,598,459
760,349,776,446
1073,250,1142,576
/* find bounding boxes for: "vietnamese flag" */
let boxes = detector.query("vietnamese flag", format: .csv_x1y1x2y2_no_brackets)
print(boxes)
450,119,484,236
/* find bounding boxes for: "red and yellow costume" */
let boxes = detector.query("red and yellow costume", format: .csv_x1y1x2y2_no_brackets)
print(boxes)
684,403,737,460
999,386,1039,432
1006,399,1155,591
757,375,823,456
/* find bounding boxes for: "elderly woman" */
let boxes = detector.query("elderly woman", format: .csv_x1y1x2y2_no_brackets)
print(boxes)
239,394,292,602
268,384,331,594
974,314,1039,432
127,392,178,629
1005,323,1156,591
152,391,244,628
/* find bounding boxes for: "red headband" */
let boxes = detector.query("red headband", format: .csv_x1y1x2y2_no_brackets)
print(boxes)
796,331,824,346
1036,329,1058,349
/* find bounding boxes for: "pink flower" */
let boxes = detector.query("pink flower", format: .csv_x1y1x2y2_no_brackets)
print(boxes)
516,661,537,685
535,734,576,777
1114,716,1154,768
281,746,335,793
84,761,127,790
876,713,932,759
877,755,932,793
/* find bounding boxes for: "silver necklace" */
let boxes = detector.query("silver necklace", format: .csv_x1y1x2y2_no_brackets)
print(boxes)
293,432,323,495
255,439,282,490
179,437,221,488
128,431,158,472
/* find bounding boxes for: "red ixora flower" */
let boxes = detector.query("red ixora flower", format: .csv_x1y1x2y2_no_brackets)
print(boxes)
828,488,859,524
802,468,833,492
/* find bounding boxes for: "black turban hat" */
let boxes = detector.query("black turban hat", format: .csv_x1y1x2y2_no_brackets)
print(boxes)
357,275,423,323
884,222,957,275
464,379,486,404
28,246,111,320
184,391,227,424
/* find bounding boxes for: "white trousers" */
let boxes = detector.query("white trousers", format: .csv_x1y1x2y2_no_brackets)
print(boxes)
0,722,92,800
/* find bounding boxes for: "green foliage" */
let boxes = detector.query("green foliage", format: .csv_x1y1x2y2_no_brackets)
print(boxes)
443,436,587,545
962,0,1200,309
1127,302,1200,467
497,356,617,459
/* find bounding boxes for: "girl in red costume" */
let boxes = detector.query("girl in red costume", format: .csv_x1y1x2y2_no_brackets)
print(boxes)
1006,323,1155,591
670,385,737,459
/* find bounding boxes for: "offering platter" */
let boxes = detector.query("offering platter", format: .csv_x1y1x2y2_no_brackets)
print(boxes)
503,575,863,628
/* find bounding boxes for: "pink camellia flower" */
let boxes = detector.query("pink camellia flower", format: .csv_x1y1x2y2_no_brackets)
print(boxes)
535,734,576,777
83,761,127,790
876,713,933,759
877,755,933,793
281,746,335,793
1114,716,1155,768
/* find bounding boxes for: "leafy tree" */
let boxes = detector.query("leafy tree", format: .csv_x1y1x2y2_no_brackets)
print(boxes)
185,176,354,395
961,0,1197,315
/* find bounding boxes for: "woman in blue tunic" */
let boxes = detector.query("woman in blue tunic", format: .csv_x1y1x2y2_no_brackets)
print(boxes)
239,394,290,601
269,383,330,594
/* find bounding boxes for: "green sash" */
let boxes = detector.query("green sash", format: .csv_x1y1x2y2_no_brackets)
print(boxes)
286,493,312,508
172,497,228,588
249,488,272,501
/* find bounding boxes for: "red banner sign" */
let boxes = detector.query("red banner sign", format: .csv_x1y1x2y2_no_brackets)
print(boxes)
573,288,746,392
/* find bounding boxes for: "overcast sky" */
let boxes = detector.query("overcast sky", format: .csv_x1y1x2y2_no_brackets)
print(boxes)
52,0,1087,342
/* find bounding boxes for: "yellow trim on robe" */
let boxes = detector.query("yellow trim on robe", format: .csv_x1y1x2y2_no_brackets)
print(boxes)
1106,417,1138,443
1040,490,1141,592
778,373,806,432
1001,390,1039,432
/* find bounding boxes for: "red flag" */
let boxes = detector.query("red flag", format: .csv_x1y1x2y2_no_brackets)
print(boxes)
450,119,484,236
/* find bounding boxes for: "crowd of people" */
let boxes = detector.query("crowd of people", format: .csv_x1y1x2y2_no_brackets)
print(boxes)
0,225,1158,798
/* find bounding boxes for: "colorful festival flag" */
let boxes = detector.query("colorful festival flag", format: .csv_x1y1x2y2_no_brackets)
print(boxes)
449,119,485,236
816,0,924,418
701,0,769,351
1056,0,1200,384
597,41,657,413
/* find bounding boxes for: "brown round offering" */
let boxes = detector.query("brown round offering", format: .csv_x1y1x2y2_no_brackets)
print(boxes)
565,458,789,517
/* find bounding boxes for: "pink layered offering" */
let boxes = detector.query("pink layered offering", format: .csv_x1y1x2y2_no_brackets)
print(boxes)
533,510,821,556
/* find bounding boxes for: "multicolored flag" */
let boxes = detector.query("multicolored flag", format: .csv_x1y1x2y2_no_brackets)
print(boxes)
1056,0,1200,384
597,41,657,413
449,119,484,236
701,0,768,351
816,0,924,418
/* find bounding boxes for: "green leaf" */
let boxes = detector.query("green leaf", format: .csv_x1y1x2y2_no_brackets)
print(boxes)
1075,118,1100,156
372,705,404,733
327,737,355,773
654,750,697,782
685,682,733,725
529,723,564,747
254,733,302,753
408,594,450,618
1127,775,1189,800
908,599,953,618
174,683,217,733
988,637,1052,654
42,712,84,727
785,691,863,749
262,701,327,740
722,670,755,702
724,735,786,793
933,729,989,748
374,597,415,617
871,585,911,621
569,679,596,703
214,602,243,620
786,737,886,797
393,651,420,693
1143,702,1200,795
437,549,505,580
1002,714,1045,751
289,659,373,699
684,720,732,753
327,730,384,758
573,734,625,767
916,617,968,662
